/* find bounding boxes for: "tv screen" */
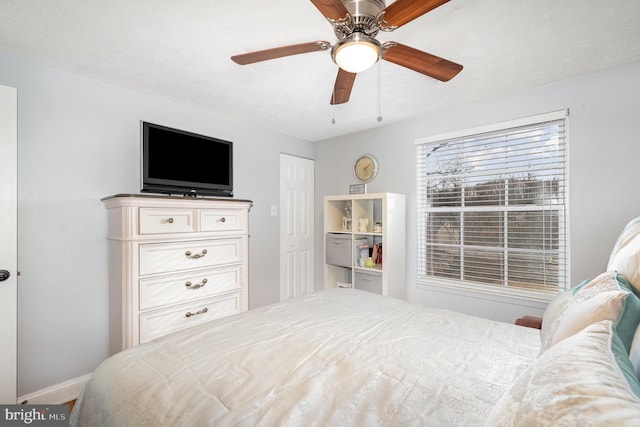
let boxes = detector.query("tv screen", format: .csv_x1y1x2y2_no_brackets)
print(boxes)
141,122,233,197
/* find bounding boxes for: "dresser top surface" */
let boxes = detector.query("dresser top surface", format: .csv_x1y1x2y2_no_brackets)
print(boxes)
102,193,253,205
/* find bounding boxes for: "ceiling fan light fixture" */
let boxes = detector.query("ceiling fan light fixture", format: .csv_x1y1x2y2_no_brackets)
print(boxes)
332,33,381,73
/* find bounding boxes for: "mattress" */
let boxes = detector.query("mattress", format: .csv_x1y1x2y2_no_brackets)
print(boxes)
72,289,540,426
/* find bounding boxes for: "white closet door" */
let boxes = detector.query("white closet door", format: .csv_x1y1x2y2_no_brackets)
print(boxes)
280,154,314,300
0,84,17,403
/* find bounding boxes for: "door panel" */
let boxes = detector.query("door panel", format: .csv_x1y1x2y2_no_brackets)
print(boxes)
0,85,17,403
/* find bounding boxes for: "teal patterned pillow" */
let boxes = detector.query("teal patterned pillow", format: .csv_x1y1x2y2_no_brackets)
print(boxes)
627,324,640,380
540,272,640,353
540,289,573,351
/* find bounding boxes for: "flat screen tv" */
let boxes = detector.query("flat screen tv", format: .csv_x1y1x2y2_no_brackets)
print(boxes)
141,122,233,197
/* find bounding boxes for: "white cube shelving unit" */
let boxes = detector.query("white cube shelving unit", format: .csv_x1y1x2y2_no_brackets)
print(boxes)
323,193,406,299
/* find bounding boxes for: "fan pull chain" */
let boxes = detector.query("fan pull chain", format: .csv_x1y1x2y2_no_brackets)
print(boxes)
331,82,336,124
377,65,383,122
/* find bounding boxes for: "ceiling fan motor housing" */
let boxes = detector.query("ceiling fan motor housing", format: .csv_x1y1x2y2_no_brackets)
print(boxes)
335,0,386,39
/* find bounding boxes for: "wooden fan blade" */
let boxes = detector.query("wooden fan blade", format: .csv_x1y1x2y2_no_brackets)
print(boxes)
383,42,462,81
381,0,450,29
231,41,331,65
330,68,357,105
310,0,349,21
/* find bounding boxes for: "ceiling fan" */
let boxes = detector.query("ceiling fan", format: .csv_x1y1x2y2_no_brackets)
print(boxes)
231,0,463,105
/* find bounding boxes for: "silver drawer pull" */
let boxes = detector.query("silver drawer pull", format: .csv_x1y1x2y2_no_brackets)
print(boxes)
218,217,226,223
185,307,208,318
185,249,207,259
167,217,174,224
185,278,208,289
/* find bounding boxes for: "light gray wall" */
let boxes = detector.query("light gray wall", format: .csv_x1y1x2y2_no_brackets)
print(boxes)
3,46,640,397
0,51,314,397
315,61,640,323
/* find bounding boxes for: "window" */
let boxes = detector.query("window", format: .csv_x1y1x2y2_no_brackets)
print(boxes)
416,111,569,300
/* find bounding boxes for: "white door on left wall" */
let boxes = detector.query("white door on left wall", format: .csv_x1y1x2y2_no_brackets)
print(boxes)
0,85,17,403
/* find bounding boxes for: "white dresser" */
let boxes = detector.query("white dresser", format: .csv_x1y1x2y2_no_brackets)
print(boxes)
102,194,252,354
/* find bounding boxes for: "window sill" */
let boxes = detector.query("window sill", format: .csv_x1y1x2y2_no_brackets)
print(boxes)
416,277,557,306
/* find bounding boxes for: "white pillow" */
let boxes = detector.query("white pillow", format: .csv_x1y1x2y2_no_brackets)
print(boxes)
486,320,640,427
608,217,640,291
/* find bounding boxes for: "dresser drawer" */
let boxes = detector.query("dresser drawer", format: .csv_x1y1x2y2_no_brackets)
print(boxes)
200,208,246,232
139,293,241,343
139,265,243,310
139,239,242,276
139,208,196,234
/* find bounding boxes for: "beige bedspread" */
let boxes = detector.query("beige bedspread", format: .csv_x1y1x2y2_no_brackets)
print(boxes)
73,289,540,426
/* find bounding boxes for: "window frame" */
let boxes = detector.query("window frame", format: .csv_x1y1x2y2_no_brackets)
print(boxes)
415,110,570,302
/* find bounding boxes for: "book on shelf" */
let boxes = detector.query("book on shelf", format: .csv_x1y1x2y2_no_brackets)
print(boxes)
353,238,367,267
358,244,369,267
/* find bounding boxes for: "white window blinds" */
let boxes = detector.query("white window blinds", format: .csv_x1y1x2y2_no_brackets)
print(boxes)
416,111,569,298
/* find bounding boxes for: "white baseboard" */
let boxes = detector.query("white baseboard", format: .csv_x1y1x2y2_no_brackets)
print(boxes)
17,374,91,405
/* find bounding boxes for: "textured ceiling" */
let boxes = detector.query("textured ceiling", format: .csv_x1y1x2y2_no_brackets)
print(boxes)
1,0,640,141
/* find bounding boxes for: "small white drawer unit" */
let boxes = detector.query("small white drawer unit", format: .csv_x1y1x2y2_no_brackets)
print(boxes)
103,194,252,354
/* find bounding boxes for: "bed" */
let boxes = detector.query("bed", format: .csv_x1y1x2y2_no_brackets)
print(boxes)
74,214,640,426
72,288,540,426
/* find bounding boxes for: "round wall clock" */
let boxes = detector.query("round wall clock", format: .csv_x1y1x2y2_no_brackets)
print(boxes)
354,155,379,183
